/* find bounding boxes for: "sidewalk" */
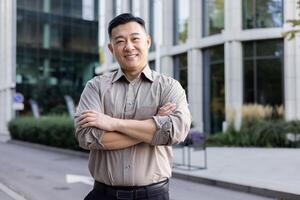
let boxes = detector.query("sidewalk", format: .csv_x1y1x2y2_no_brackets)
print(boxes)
172,147,300,199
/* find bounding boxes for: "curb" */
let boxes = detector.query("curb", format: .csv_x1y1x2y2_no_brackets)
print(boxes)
7,140,89,159
172,172,300,200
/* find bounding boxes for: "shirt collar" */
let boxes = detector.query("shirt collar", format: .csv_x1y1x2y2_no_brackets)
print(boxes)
141,65,154,82
112,65,154,83
112,68,125,83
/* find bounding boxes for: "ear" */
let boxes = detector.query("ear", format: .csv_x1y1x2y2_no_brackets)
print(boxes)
147,35,151,49
108,43,113,54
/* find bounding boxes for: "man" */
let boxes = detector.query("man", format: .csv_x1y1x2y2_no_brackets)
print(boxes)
75,13,191,200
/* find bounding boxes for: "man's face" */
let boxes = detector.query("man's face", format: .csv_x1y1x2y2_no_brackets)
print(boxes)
108,22,151,73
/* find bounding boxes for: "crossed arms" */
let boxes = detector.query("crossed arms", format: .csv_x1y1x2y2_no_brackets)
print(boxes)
74,79,191,151
75,103,175,150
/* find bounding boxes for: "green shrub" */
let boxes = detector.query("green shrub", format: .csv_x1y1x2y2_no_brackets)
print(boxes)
207,120,290,147
253,120,288,147
8,116,81,151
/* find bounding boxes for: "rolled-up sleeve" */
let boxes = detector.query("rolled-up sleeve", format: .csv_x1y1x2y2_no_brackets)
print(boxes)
151,80,191,145
74,79,105,150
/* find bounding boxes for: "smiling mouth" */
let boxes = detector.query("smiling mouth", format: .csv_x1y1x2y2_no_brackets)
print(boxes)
125,54,138,59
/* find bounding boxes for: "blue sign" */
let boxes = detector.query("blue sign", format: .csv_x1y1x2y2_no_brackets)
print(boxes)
14,93,24,103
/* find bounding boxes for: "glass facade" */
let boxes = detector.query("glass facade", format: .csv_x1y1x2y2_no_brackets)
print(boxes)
203,0,224,36
243,0,283,29
243,39,283,106
16,0,99,115
173,53,188,94
149,60,156,70
203,45,225,134
173,0,189,45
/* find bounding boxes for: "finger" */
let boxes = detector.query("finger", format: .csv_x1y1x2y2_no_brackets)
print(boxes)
160,103,175,112
80,110,94,114
158,105,176,115
77,114,90,122
169,104,176,110
159,104,172,111
81,121,94,128
77,112,97,122
78,117,95,126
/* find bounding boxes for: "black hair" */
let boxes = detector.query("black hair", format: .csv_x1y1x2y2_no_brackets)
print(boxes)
108,13,146,39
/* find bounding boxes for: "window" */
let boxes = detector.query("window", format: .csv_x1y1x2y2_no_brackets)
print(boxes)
50,0,63,15
203,0,224,36
16,2,99,115
149,61,156,70
203,45,225,134
243,39,283,106
173,53,188,94
173,0,189,45
17,0,42,12
243,0,283,29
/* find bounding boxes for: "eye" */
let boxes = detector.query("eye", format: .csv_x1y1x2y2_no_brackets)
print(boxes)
116,40,125,44
133,37,140,41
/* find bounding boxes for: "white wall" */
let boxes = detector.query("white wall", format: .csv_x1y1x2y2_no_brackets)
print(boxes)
0,0,16,141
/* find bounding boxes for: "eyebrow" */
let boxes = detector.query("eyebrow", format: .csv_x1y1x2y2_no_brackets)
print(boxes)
113,33,141,41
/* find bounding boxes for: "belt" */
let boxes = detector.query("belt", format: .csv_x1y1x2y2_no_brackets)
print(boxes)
93,179,169,199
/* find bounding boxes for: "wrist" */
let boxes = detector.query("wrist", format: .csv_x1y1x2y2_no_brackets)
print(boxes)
112,117,124,132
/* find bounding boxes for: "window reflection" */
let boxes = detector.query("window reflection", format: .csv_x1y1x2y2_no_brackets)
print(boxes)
243,0,283,29
203,45,225,134
173,0,189,45
243,39,283,106
16,0,99,115
149,61,156,70
203,0,224,36
173,53,188,96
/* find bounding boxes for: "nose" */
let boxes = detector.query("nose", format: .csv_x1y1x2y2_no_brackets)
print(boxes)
124,41,134,51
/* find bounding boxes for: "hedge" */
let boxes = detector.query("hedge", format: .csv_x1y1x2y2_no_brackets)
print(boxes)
207,120,300,147
8,116,81,151
8,116,300,149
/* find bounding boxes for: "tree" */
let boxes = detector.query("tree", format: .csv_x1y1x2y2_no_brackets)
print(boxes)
283,0,300,40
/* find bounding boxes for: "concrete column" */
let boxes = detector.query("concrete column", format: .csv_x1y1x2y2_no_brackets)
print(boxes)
223,0,243,130
0,0,16,141
131,0,141,17
104,0,114,67
224,42,243,129
188,0,202,44
188,49,203,131
184,0,203,131
160,56,173,77
162,0,173,47
284,0,300,120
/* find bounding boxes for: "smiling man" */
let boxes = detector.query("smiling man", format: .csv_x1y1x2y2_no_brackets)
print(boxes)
75,13,191,200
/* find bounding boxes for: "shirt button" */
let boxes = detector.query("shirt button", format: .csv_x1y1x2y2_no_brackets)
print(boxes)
125,165,131,169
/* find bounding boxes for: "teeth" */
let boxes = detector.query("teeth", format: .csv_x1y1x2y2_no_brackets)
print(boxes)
126,55,136,58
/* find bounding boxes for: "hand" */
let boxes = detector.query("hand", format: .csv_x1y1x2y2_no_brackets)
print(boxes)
156,102,176,116
77,110,117,131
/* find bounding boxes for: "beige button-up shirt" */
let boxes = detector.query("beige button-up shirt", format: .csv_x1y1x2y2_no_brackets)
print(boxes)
75,65,191,186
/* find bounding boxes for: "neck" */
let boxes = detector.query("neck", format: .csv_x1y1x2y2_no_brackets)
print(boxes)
123,65,146,81
124,70,141,81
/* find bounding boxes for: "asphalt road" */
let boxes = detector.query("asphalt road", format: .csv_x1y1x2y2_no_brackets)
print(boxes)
0,142,273,200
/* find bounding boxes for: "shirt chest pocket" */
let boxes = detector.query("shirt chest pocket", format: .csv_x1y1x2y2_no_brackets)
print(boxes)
135,106,158,120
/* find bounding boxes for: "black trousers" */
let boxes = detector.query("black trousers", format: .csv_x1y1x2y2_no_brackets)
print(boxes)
84,180,169,200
